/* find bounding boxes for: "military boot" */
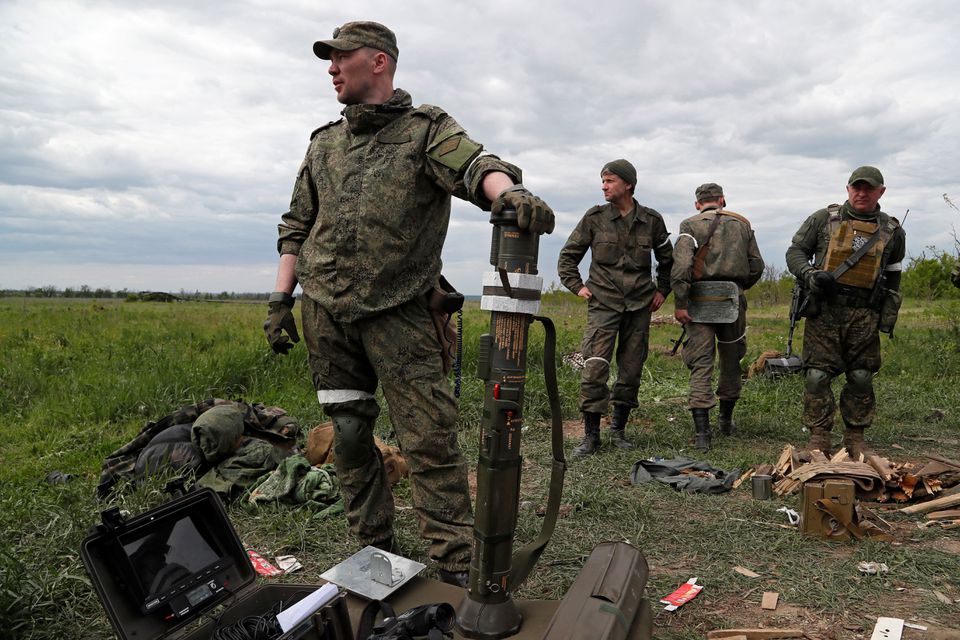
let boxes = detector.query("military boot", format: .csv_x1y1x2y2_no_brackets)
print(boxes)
609,404,635,449
842,426,874,460
692,408,711,451
573,412,601,457
805,426,833,457
718,399,737,436
438,568,470,588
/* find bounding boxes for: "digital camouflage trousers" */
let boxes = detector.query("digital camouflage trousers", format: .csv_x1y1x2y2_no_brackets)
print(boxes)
301,293,473,571
801,303,881,431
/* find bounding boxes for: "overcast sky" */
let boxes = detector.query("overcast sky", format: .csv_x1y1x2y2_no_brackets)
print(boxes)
2,0,959,294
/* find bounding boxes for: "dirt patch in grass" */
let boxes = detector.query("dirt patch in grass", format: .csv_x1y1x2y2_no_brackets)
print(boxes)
562,418,582,439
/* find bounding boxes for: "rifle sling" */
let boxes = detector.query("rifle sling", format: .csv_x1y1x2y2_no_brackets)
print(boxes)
827,222,890,280
691,213,723,281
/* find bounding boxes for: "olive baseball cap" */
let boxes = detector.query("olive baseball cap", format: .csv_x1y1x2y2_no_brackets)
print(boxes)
313,21,399,61
695,183,724,201
601,159,637,187
847,166,884,187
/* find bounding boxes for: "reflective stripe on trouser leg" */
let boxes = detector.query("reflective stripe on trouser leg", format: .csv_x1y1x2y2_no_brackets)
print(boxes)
317,389,375,404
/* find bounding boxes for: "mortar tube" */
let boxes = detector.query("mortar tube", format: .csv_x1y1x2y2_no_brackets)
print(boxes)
455,209,540,640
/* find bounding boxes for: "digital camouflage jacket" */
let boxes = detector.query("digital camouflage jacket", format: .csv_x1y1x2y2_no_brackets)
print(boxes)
671,206,764,310
277,89,520,322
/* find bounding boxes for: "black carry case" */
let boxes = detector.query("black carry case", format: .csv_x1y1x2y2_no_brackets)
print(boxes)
81,487,350,640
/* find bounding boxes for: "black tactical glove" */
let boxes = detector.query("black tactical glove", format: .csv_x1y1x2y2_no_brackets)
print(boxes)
805,269,835,296
263,292,300,355
492,184,555,234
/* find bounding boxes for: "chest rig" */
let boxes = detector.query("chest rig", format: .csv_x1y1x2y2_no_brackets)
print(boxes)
822,205,894,290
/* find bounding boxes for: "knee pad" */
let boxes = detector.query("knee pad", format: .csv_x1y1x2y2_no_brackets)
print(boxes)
804,368,832,394
846,368,873,394
332,414,375,468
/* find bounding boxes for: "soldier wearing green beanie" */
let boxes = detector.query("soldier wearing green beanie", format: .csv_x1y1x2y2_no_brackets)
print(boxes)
785,166,905,458
264,20,555,588
558,160,674,456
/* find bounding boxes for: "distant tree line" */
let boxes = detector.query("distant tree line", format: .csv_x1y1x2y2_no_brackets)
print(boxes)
0,286,270,301
4,249,959,304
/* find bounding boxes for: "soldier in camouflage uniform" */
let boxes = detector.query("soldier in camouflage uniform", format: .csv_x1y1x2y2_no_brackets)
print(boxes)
558,159,673,456
671,183,764,450
263,21,554,586
786,166,905,458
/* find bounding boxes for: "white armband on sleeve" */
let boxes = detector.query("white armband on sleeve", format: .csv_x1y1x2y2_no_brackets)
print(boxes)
656,234,672,248
885,261,902,272
677,232,698,249
463,151,494,187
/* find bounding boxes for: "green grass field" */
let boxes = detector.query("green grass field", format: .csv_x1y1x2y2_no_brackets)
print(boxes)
1,294,959,639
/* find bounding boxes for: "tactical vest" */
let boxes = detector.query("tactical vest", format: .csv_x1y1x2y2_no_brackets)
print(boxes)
822,205,895,290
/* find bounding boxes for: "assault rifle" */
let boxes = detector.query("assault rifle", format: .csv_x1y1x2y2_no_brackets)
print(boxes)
762,278,805,375
670,325,687,356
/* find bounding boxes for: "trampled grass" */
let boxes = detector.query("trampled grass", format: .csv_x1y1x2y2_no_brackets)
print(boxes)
1,294,959,639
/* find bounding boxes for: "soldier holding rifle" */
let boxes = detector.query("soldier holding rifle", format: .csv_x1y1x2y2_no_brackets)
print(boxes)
786,166,905,458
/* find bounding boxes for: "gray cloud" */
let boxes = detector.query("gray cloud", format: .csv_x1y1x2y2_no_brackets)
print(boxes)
1,0,958,293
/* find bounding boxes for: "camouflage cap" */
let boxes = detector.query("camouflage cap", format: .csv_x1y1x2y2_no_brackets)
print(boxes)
847,166,884,187
601,159,637,187
695,183,724,201
313,21,399,61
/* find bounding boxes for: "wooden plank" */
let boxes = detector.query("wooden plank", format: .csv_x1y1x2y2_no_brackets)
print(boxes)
899,492,960,515
915,460,958,477
829,448,850,463
761,591,779,610
755,463,774,476
707,630,805,639
774,477,801,496
866,455,896,481
734,566,761,578
732,469,754,490
809,450,829,463
943,484,960,497
922,452,960,471
774,446,793,475
927,509,960,520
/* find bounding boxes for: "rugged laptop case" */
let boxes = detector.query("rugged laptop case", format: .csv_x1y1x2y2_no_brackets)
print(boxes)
81,487,345,640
